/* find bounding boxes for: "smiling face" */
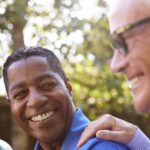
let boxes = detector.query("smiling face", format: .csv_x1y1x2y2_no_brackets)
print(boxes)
7,56,75,149
108,0,150,112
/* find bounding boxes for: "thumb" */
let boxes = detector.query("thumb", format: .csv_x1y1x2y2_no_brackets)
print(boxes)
77,127,95,148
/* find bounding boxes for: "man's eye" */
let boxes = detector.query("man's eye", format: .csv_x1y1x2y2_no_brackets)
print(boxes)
41,82,57,90
13,91,28,100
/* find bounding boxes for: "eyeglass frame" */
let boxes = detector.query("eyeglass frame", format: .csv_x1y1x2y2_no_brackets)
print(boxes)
111,17,150,55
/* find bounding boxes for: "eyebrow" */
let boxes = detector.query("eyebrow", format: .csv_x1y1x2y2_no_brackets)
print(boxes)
10,82,26,93
9,72,58,92
34,73,57,83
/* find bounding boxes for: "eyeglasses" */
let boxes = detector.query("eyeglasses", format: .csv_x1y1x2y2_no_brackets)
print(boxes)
111,17,150,55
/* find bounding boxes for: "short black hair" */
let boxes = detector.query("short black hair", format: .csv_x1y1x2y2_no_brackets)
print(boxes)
3,47,67,93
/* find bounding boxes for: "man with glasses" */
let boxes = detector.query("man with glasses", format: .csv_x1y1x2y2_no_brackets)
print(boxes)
77,0,150,149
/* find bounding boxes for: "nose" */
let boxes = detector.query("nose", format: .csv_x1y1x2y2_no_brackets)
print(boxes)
27,89,47,108
110,50,128,73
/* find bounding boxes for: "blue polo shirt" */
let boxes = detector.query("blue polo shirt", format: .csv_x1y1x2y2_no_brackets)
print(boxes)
34,109,129,150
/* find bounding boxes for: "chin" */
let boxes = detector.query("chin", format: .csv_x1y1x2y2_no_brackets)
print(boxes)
133,93,150,113
134,102,149,113
134,106,144,112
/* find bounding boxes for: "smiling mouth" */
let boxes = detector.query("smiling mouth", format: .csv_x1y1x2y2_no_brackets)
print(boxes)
30,110,55,122
128,77,140,88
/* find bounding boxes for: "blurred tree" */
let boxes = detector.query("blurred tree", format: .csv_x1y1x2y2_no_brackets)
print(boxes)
0,0,150,150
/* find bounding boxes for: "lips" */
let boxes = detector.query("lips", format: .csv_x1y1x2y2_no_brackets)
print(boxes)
30,110,55,122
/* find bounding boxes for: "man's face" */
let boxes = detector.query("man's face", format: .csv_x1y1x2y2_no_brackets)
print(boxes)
108,0,150,112
7,56,75,148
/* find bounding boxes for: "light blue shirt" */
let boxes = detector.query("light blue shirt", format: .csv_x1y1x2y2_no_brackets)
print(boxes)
127,127,150,150
34,109,128,150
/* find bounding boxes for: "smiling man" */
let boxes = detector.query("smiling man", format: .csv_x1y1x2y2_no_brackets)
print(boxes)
3,47,128,150
77,0,150,150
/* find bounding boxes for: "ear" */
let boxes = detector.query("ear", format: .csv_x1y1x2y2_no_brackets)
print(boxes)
64,78,72,96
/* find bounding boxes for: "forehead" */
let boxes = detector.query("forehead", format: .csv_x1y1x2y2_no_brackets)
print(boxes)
7,56,54,81
7,56,61,91
107,0,150,33
8,56,51,71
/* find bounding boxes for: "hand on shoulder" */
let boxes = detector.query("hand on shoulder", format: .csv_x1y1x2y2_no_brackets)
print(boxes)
77,114,137,148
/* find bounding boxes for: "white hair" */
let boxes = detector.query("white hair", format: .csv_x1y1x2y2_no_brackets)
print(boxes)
103,0,150,32
104,0,150,16
104,0,150,9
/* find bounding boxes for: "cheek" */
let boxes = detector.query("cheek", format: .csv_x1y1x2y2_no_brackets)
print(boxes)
10,102,24,120
128,39,150,67
54,86,72,101
138,53,150,71
10,103,28,131
56,89,73,113
10,103,19,119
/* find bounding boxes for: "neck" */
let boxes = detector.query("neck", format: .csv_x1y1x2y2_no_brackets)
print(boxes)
50,144,61,150
40,144,61,150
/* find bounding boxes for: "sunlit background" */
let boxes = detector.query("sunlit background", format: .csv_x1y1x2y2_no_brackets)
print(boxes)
0,0,106,95
0,0,150,150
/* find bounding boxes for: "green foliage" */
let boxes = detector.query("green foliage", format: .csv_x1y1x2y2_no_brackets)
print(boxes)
66,55,132,118
0,0,150,139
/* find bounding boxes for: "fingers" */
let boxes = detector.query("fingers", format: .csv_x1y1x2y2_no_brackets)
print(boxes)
77,121,97,148
96,130,128,144
77,114,116,148
77,114,137,148
96,121,137,144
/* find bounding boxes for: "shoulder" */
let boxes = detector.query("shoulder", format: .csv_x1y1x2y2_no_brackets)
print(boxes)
79,137,129,150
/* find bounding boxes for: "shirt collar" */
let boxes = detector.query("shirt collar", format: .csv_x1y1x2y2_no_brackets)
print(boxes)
34,108,89,150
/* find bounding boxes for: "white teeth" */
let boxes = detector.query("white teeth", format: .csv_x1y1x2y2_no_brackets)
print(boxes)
31,111,55,122
128,77,139,88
